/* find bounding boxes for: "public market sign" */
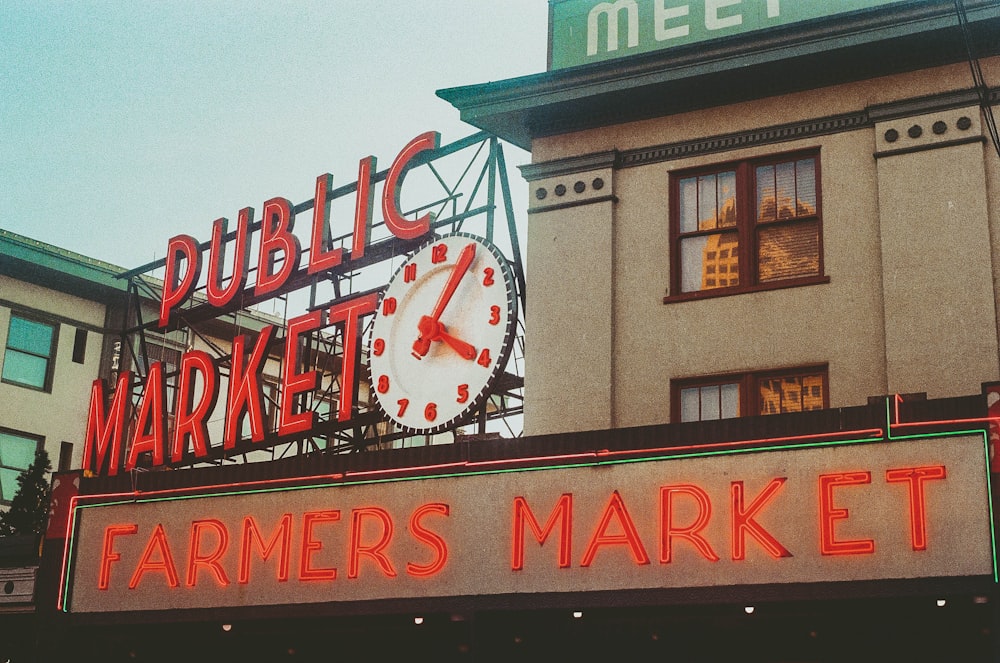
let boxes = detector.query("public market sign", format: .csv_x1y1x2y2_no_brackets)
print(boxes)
549,0,910,69
82,132,517,476
62,434,995,613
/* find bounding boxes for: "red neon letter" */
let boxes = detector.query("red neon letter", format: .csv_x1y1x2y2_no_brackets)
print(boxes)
299,510,340,581
278,310,324,436
819,472,875,555
580,491,650,567
129,524,180,589
159,234,202,328
350,156,376,261
511,494,573,571
224,325,274,448
254,197,301,298
239,514,292,584
98,524,138,590
83,371,133,477
406,503,449,578
885,465,947,551
327,293,379,421
659,484,719,563
731,478,792,560
307,173,343,274
125,362,166,471
186,519,230,587
348,507,397,579
171,350,219,463
382,131,440,240
206,210,252,308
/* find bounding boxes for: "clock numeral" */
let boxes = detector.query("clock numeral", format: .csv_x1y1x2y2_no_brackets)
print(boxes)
483,267,495,287
431,243,448,264
397,399,409,417
489,305,501,326
424,402,437,421
477,349,492,368
382,297,397,316
377,375,390,394
372,338,385,356
457,384,469,404
404,263,417,283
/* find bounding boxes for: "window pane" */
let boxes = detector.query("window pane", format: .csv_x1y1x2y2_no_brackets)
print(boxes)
7,316,54,356
0,433,37,469
679,177,699,233
681,232,739,292
802,374,824,410
680,388,700,422
1,349,48,388
700,385,721,420
796,158,817,215
756,164,776,222
718,171,737,227
720,383,740,418
774,161,796,219
759,374,825,415
757,220,819,282
0,467,20,502
698,175,717,230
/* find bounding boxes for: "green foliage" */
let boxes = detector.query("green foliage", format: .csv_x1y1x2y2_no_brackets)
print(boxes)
0,448,52,537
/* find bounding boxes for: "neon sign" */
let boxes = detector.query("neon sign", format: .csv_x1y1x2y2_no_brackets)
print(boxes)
83,133,448,477
62,433,995,613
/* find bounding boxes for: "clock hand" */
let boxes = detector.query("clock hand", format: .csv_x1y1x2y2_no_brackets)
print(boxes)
414,316,476,360
413,242,476,357
437,327,476,360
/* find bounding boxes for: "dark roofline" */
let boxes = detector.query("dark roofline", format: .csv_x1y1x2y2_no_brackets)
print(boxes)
437,0,1000,149
0,228,128,304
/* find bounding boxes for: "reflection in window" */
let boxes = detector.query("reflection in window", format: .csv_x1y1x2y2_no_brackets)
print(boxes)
0,429,41,504
759,374,825,414
2,314,57,391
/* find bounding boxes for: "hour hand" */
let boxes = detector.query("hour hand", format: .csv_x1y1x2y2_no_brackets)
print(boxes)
413,316,475,360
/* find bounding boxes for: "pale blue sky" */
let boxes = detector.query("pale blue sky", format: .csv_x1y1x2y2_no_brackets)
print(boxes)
0,1,547,268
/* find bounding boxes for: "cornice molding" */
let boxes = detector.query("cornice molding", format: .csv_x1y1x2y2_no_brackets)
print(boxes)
520,151,617,181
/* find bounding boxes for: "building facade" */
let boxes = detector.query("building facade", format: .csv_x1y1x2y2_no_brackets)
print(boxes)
442,0,1000,438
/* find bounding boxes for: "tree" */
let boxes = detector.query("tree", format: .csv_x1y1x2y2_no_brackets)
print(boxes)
0,448,52,537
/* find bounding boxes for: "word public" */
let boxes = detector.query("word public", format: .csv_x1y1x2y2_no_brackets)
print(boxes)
84,132,441,477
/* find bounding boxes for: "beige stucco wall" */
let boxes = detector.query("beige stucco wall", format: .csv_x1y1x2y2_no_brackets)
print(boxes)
0,275,107,469
523,58,1000,436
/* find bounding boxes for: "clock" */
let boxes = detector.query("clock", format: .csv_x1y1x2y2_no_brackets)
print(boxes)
369,232,518,434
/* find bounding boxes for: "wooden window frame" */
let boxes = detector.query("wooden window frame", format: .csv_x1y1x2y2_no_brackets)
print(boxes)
2,311,59,392
666,148,828,303
671,365,830,423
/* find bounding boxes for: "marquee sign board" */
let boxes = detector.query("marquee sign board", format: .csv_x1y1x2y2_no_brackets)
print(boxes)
549,0,912,70
61,433,995,613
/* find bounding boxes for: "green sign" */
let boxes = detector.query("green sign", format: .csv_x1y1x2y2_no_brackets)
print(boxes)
549,0,912,70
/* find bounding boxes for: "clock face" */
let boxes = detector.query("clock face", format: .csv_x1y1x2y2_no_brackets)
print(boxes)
369,233,518,434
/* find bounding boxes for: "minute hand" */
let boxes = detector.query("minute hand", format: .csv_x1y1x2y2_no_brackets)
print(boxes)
413,242,476,357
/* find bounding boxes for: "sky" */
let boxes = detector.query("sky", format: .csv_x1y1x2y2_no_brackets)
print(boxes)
0,1,548,271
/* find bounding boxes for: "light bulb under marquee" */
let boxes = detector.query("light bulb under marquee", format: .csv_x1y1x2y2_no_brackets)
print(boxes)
369,233,518,435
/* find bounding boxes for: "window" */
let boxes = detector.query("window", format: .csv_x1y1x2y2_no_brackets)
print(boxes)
72,328,88,364
670,150,823,298
673,366,828,423
2,313,58,391
0,429,41,504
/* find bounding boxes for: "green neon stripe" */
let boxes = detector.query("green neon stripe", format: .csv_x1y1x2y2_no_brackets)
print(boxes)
62,426,998,611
